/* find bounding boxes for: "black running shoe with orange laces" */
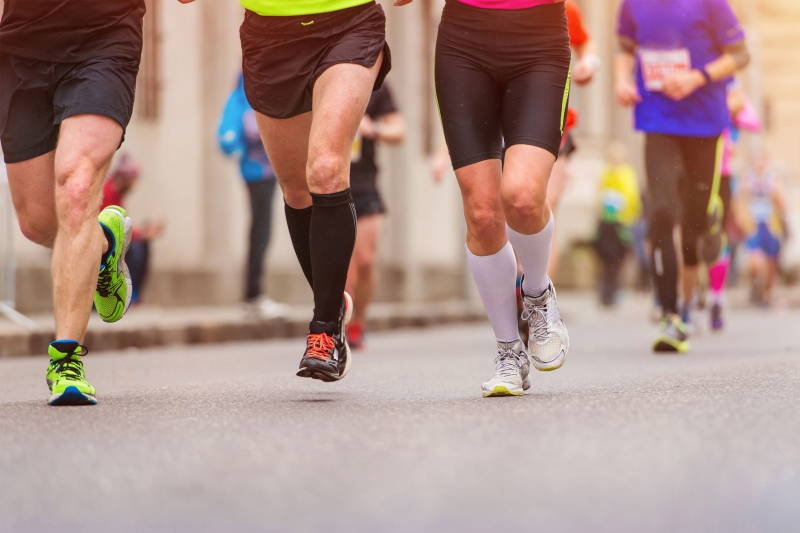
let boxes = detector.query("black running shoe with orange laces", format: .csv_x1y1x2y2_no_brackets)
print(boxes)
297,293,353,382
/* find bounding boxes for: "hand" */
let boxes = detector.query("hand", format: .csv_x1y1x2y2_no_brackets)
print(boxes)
141,220,165,240
572,56,598,86
615,80,641,107
431,152,451,183
662,69,706,101
394,0,414,5
358,115,379,140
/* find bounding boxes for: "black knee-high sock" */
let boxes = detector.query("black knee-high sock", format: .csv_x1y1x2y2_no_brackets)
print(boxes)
284,203,314,288
310,188,357,323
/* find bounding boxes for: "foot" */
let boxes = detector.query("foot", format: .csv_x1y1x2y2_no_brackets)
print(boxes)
346,321,366,351
482,340,530,398
246,297,290,319
521,278,569,371
710,302,724,331
46,341,97,406
297,292,353,382
653,315,690,353
95,206,133,323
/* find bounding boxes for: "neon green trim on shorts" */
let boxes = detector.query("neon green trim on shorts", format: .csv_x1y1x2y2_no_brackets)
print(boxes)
560,62,572,136
707,135,725,215
240,0,372,17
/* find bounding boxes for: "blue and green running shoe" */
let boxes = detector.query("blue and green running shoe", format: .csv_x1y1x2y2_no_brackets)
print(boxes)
95,206,133,323
46,341,97,406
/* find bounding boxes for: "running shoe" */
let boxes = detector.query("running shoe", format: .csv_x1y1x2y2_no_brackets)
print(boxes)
653,316,690,353
521,277,569,372
481,340,531,398
710,302,724,331
46,341,97,406
346,321,366,351
297,292,353,382
95,206,133,323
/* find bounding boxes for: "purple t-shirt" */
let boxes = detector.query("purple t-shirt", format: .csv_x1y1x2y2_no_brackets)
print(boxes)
617,0,745,138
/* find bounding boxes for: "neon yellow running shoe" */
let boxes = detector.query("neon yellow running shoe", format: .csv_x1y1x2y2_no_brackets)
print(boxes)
653,316,690,353
46,341,97,406
95,205,133,323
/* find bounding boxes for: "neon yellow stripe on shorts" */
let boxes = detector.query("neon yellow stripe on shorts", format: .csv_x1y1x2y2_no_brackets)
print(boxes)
560,61,572,135
708,135,724,215
241,0,372,16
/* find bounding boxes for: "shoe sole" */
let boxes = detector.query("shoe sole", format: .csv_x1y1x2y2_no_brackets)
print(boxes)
48,386,97,406
531,351,567,372
653,339,690,353
336,292,353,381
483,385,524,398
99,207,133,323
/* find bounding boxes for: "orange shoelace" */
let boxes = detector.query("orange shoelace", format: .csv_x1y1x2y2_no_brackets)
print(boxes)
306,333,335,360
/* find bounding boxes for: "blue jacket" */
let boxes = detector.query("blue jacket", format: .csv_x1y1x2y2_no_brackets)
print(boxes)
218,75,275,183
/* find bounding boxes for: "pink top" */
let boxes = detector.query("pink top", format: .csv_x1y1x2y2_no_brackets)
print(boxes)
457,0,564,9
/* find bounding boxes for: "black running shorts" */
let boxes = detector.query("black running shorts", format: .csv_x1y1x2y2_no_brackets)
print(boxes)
435,0,572,170
240,1,392,120
352,190,386,219
0,53,139,164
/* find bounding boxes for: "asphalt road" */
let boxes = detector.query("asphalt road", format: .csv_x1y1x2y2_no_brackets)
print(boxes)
1,296,799,532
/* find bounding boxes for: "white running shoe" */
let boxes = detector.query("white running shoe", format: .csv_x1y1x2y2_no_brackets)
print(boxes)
481,340,531,398
521,278,569,372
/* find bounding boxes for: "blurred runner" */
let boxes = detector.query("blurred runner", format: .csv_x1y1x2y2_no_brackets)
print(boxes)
735,154,786,308
546,0,600,277
345,83,405,349
707,84,762,329
398,0,571,397
0,1,144,404
180,0,390,382
594,143,641,307
100,155,164,305
615,0,750,353
219,74,287,319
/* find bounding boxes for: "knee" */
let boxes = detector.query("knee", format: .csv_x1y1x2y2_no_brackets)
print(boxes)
356,251,376,277
501,187,548,226
307,152,348,193
17,211,56,247
56,158,101,229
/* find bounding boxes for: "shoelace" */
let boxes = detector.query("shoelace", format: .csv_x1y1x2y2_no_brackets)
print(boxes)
96,268,113,297
306,333,335,361
521,297,553,344
495,346,525,377
53,345,89,381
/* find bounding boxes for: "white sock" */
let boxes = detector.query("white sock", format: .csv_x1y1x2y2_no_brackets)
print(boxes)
507,212,554,297
466,241,521,344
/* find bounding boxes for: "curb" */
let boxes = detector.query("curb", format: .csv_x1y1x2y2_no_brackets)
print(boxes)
0,304,488,358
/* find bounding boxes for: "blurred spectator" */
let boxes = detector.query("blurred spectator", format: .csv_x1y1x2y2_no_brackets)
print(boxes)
594,143,642,307
219,74,287,318
734,153,787,307
101,154,164,304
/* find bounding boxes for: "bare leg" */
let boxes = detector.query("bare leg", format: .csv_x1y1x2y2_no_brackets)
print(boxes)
502,145,555,235
52,115,121,341
544,155,570,278
347,214,382,323
255,112,313,209
681,264,700,308
455,159,506,255
6,151,59,248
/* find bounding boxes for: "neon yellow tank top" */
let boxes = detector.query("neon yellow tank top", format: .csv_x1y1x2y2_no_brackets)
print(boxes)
240,0,372,16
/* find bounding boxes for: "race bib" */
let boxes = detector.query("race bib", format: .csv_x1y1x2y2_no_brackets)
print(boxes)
640,48,691,92
351,132,362,163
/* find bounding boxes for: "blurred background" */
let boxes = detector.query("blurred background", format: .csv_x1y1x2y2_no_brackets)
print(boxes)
2,0,799,315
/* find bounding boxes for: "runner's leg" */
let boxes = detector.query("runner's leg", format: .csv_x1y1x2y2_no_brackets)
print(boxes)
52,114,120,342
6,152,59,248
348,213,382,324
306,57,382,323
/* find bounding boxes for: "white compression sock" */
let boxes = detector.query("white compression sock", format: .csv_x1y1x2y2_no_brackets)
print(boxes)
466,241,521,344
507,212,554,297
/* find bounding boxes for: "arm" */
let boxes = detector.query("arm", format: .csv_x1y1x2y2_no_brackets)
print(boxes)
567,1,599,85
662,40,750,101
614,38,641,107
361,111,406,144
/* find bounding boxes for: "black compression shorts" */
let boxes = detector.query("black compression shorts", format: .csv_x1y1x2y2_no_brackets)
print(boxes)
434,0,572,170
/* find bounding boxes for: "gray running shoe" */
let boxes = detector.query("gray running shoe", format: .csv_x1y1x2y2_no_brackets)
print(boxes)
481,340,530,398
521,278,569,371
